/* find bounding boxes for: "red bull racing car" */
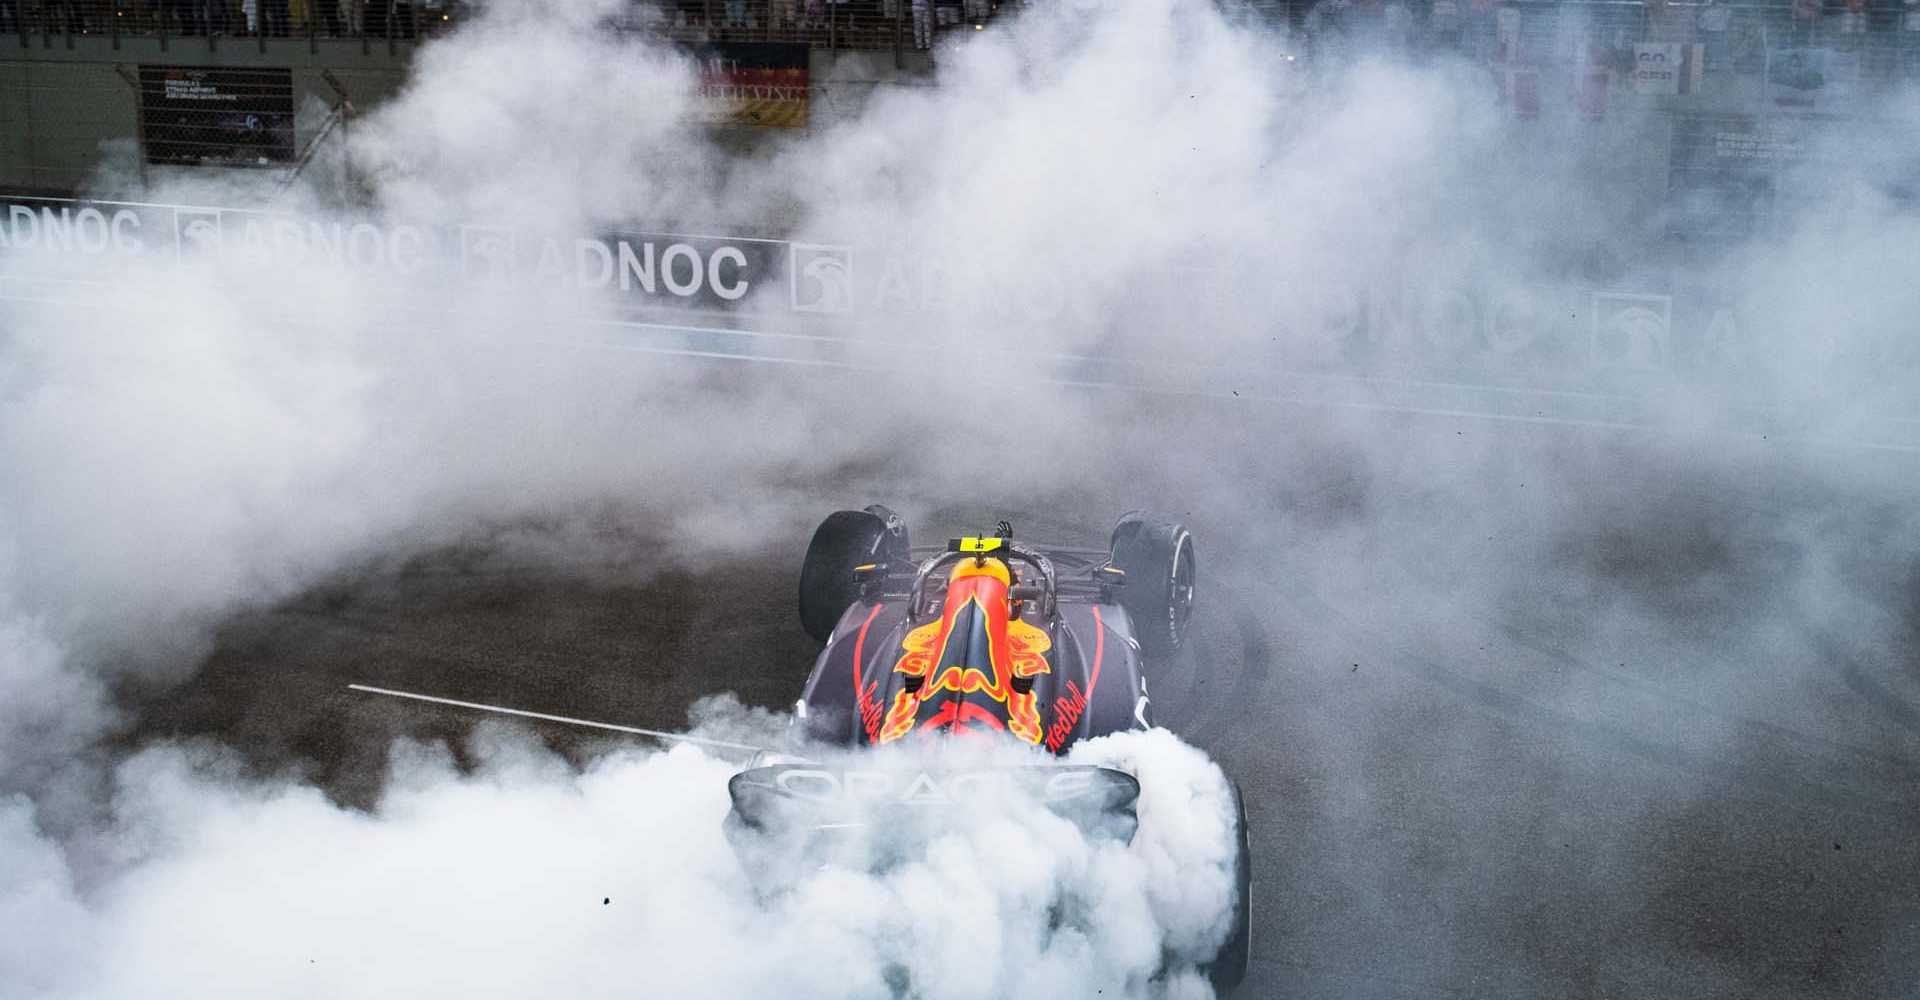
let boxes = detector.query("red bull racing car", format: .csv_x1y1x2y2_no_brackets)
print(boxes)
348,506,1248,993
787,507,1190,749
724,507,1250,994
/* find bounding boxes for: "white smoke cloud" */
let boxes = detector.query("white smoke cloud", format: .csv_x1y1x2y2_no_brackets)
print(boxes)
1,0,1919,995
1,727,1236,1000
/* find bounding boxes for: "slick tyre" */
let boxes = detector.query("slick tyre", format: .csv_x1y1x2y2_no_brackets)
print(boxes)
798,507,909,643
1109,514,1196,658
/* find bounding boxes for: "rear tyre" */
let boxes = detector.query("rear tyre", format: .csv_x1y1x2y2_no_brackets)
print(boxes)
1109,514,1196,657
798,506,910,643
1205,780,1253,996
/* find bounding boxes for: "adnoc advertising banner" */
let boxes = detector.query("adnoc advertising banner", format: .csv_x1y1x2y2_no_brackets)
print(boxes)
0,196,1755,391
684,42,810,128
0,197,843,317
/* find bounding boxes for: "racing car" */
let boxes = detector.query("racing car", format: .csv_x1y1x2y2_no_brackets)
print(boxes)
785,507,1191,749
349,508,1250,994
723,507,1251,994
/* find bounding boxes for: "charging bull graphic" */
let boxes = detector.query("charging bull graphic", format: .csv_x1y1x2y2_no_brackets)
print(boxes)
877,556,1052,745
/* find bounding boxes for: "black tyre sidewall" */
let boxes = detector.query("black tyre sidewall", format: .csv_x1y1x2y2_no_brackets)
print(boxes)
798,510,897,642
1206,780,1253,996
1110,517,1195,657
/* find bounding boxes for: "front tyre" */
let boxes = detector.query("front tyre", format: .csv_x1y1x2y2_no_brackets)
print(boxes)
1109,514,1196,658
798,506,910,642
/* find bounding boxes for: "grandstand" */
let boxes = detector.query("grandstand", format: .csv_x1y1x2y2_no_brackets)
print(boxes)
4,0,1904,70
0,0,1912,241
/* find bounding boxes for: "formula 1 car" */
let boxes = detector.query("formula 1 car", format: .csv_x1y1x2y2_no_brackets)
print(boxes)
349,508,1249,994
723,507,1250,994
788,507,1192,750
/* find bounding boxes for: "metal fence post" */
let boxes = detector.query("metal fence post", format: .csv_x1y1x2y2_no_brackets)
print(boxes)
339,105,350,202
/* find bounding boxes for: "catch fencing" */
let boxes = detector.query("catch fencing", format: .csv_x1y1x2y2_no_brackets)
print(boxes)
0,0,1017,51
608,0,1013,52
2,0,457,43
1224,0,1920,90
7,0,1916,72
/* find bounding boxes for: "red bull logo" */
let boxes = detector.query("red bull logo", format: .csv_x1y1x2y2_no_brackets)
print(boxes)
878,558,1051,745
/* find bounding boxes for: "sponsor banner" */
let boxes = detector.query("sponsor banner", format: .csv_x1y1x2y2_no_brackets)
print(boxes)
1264,281,1654,371
139,66,296,168
0,199,170,257
0,196,1750,381
0,197,816,314
1631,42,1685,95
685,42,810,128
457,225,789,310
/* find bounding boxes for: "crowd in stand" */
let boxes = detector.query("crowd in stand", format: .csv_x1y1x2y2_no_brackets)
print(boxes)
639,0,1920,69
0,0,452,37
650,0,994,48
1224,0,1920,88
4,0,1917,74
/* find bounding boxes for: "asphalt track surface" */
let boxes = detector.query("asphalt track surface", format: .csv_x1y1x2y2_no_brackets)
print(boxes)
122,385,1920,1000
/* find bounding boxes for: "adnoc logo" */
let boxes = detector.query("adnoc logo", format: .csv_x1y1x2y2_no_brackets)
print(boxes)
789,242,853,313
459,225,517,285
174,209,223,258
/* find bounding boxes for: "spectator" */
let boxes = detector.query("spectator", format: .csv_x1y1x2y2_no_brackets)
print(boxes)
1789,0,1821,45
1838,0,1868,43
1905,0,1920,80
1382,0,1413,48
1429,0,1462,50
1699,0,1729,70
365,0,415,36
165,0,202,34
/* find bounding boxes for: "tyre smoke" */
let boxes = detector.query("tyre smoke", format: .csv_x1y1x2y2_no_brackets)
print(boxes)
1,0,1918,996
